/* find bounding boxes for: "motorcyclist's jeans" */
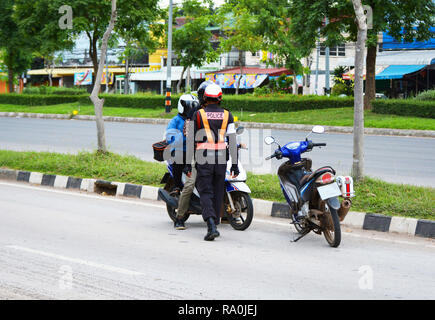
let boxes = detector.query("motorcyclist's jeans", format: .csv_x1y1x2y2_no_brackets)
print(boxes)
172,164,185,190
195,163,226,225
177,165,197,218
172,151,186,190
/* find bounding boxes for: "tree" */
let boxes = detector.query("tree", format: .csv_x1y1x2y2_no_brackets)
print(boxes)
15,0,163,86
218,2,263,95
352,0,368,181
90,0,117,153
0,0,33,93
172,0,219,93
289,0,435,108
234,0,312,94
362,0,434,109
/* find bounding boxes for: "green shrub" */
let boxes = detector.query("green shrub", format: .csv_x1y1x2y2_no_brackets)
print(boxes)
253,86,271,96
78,93,183,109
331,83,350,96
0,93,84,106
23,86,88,95
220,95,354,112
91,94,354,112
372,99,435,119
415,90,435,101
1,92,355,113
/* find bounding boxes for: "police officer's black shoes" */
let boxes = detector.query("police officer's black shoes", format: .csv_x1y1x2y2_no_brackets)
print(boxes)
174,218,186,230
204,218,220,241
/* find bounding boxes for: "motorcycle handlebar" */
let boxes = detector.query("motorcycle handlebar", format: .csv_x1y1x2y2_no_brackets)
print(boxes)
312,143,327,147
265,150,282,160
265,154,275,160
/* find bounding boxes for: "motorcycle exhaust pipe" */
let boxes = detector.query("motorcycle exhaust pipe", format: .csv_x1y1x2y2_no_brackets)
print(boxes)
338,199,352,222
158,188,179,208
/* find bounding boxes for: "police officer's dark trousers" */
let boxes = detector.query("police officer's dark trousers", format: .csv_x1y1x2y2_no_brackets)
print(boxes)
195,160,226,225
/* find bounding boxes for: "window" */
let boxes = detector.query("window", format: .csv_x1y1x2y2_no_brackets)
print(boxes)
320,44,346,56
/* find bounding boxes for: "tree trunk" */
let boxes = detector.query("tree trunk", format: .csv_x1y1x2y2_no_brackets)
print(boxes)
90,0,117,153
293,74,298,95
364,45,377,110
7,66,14,93
177,66,186,94
303,57,311,95
48,59,53,87
186,66,191,91
86,31,99,88
351,0,367,182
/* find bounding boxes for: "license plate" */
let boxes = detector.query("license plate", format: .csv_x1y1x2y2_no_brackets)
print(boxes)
317,183,342,200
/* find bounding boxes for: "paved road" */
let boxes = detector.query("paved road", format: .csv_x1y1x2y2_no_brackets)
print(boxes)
0,181,434,300
0,117,434,187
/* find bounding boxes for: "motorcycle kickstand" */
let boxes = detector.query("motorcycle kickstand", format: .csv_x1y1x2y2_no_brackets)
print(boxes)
291,229,311,243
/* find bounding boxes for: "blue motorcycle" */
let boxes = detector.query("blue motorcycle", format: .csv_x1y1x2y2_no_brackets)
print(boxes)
264,126,355,247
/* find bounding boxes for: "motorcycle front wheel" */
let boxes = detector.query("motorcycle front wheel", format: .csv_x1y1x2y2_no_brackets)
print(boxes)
321,205,341,248
228,192,253,231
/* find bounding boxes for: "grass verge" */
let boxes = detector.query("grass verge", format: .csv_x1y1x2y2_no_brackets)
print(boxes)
0,150,433,220
1,102,434,131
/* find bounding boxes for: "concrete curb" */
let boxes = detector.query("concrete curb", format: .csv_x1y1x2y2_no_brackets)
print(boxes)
1,112,434,138
1,168,434,240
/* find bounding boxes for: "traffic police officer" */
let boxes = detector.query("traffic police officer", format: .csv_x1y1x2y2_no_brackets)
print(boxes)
174,81,212,230
185,83,239,241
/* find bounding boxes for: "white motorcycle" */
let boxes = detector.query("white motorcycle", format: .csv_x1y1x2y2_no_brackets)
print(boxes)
158,127,253,230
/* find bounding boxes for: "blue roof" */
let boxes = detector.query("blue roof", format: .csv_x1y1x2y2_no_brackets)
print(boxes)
383,27,435,50
375,65,426,80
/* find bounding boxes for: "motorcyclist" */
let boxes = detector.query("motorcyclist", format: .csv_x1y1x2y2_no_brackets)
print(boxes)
165,94,200,195
173,81,212,230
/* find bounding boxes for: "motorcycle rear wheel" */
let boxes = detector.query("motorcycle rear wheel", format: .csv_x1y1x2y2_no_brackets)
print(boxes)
322,206,341,248
166,188,190,223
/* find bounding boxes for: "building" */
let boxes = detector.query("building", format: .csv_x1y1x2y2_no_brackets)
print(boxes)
130,18,267,94
26,33,163,93
336,28,435,98
204,66,293,94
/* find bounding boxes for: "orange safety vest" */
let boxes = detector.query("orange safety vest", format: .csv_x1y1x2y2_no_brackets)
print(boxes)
196,109,229,150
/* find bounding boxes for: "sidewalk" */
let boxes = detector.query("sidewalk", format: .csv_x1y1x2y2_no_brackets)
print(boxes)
1,111,434,138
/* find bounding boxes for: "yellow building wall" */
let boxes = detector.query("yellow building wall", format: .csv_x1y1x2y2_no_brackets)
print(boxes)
149,48,167,67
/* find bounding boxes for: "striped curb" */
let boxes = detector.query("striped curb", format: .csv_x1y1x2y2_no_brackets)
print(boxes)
1,168,434,240
1,112,434,138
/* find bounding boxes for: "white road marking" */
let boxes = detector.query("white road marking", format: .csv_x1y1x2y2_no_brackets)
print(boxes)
2,181,434,249
6,245,144,276
0,181,165,209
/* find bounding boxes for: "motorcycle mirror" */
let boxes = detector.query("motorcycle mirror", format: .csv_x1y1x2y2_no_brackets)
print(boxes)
312,125,325,134
264,136,275,145
236,126,245,135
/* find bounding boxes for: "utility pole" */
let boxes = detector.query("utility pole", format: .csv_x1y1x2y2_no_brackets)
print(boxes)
165,0,173,113
325,17,330,96
315,39,320,95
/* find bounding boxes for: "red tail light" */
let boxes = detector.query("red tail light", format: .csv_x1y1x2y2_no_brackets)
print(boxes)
316,172,334,184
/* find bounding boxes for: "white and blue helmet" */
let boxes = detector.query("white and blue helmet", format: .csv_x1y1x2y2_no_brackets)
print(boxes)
178,94,200,117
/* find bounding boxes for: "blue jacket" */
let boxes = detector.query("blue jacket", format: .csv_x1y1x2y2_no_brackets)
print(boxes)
165,114,186,152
